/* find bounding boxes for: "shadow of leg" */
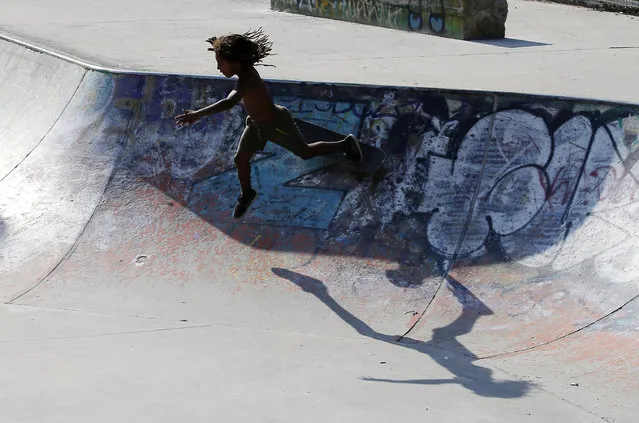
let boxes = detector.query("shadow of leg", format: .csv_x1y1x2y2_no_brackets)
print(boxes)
272,267,535,398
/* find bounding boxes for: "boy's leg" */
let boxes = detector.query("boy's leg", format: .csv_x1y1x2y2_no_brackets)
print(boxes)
271,107,362,162
234,154,254,194
306,135,362,161
233,122,260,218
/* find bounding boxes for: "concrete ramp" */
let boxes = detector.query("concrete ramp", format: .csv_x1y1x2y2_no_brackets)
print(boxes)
1,39,638,421
0,42,121,300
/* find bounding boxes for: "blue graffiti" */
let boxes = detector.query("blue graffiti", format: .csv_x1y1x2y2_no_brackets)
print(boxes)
188,143,344,229
409,12,423,30
429,14,445,33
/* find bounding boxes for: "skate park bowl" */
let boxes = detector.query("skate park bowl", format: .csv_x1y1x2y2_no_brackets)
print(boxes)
1,34,638,421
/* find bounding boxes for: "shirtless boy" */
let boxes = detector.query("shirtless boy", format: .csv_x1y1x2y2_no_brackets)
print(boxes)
175,28,362,218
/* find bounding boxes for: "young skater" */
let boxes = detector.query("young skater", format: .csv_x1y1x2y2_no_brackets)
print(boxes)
175,28,362,218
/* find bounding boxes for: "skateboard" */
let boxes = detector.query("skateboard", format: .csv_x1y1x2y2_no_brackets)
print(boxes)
294,119,386,175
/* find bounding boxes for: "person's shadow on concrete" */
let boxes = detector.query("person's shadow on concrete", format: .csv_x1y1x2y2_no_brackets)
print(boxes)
272,267,534,398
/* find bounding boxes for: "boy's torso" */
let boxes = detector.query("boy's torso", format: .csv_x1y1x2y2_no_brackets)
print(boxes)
236,69,277,125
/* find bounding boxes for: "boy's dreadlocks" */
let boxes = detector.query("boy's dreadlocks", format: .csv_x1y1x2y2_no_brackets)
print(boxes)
206,27,275,67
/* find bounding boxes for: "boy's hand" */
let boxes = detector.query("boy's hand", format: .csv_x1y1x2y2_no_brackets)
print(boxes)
175,110,200,127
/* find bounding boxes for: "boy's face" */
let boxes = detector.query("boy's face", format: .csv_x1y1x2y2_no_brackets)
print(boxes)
215,52,236,78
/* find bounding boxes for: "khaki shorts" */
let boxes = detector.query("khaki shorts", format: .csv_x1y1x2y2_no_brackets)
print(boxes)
236,105,308,158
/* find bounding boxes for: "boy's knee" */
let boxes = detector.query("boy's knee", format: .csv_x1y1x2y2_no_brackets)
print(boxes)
234,153,251,166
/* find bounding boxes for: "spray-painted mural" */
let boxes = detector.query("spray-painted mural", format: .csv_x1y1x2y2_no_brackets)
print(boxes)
270,0,508,40
106,73,639,304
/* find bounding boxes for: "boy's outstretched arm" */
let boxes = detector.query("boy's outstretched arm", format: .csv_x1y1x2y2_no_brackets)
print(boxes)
174,89,243,127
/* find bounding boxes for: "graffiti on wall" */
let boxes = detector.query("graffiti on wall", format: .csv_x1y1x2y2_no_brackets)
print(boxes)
271,0,464,38
106,74,639,292
275,84,639,288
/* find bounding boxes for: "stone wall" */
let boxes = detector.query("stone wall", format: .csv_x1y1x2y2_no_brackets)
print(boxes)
271,0,508,40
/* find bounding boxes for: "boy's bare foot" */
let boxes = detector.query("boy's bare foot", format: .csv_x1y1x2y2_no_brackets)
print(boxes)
344,134,363,162
233,189,257,219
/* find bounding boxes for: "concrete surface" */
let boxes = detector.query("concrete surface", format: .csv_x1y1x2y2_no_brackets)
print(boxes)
0,303,601,423
0,0,638,102
1,1,638,422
